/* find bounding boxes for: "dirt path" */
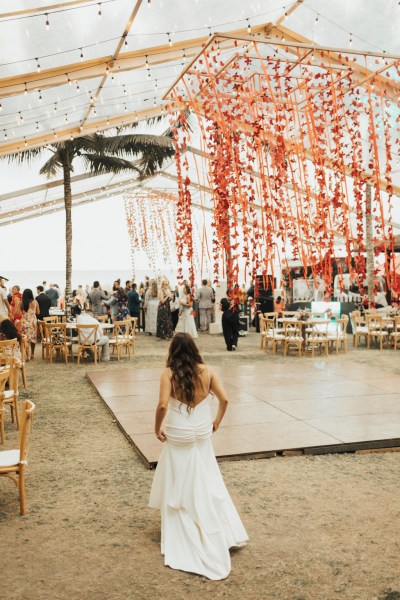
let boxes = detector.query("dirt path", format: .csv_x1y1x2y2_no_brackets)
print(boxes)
1,332,400,600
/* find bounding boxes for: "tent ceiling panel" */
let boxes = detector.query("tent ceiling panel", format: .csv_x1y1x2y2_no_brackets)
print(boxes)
0,0,133,78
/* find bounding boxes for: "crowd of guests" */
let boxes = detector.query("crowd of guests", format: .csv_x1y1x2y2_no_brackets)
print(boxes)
0,273,250,358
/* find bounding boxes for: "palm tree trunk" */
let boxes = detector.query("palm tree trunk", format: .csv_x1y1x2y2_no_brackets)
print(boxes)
365,183,374,304
63,162,73,302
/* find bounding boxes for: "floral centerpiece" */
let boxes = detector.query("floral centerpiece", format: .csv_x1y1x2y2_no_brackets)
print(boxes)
296,308,311,321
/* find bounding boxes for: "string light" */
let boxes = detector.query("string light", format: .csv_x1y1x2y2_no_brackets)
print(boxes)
36,122,39,131
145,55,149,68
124,35,128,47
153,97,157,107
18,111,23,122
154,79,158,90
65,114,68,123
247,19,251,34
0,103,2,112
76,81,80,92
207,27,212,37
147,68,151,79
24,83,28,95
4,130,7,140
182,48,186,62
54,103,57,113
124,104,127,112
53,130,58,138
38,90,42,102
105,64,110,75
349,33,353,48
106,117,110,125
98,3,102,18
45,13,50,30
67,74,72,85
123,84,127,95
36,58,41,72
80,48,84,61
315,14,319,25
24,138,27,147
167,32,172,46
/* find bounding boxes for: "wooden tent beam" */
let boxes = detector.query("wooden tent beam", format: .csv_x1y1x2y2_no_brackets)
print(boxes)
80,0,143,127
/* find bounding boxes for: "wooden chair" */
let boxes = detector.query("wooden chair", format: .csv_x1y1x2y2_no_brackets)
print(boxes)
127,317,138,355
282,311,297,318
109,320,131,360
264,319,285,354
3,357,20,432
0,338,18,366
366,315,389,350
364,308,377,317
264,312,278,326
283,320,303,356
0,367,10,445
259,316,267,350
96,315,108,323
352,316,368,348
37,320,51,359
43,315,59,323
327,315,348,354
19,335,28,390
305,321,329,357
0,399,35,515
390,316,400,351
44,323,72,364
76,324,100,365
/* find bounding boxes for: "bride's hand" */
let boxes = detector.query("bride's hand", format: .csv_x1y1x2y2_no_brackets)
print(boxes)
212,421,219,433
156,429,167,442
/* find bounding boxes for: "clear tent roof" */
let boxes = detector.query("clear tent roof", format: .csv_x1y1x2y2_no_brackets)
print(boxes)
0,0,399,230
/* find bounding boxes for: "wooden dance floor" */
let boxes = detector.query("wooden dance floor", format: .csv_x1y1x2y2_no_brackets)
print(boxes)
87,362,400,468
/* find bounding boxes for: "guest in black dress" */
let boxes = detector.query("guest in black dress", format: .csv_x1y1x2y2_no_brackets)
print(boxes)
156,280,174,339
220,298,240,351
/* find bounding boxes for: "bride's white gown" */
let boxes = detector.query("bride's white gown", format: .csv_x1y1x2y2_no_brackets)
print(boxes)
175,305,198,338
149,390,248,580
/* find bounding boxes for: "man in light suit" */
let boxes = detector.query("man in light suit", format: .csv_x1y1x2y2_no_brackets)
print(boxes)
197,279,214,332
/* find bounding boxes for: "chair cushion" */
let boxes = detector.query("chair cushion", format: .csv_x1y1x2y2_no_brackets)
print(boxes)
0,449,20,468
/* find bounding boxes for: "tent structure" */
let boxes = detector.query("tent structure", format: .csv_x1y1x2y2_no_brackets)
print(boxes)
0,0,399,291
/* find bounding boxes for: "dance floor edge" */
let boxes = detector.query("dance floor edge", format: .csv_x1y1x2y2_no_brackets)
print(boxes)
87,363,400,469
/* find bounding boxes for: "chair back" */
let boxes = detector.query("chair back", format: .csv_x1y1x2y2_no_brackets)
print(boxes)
113,320,130,341
44,322,68,346
96,315,108,323
19,400,35,463
127,317,138,333
366,314,383,332
264,312,277,325
0,366,10,393
43,315,59,323
308,321,329,338
364,308,377,316
76,324,99,346
0,338,18,366
393,316,400,333
283,320,302,338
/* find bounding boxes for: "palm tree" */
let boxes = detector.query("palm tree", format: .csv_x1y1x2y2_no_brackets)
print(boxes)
4,132,175,301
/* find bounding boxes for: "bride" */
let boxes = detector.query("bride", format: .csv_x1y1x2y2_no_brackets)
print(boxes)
149,333,248,580
175,284,198,338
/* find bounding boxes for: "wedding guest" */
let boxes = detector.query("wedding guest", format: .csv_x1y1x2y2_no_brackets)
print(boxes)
127,283,141,319
45,283,59,307
125,280,132,294
76,307,110,361
197,279,214,332
36,285,52,320
20,288,39,360
144,281,159,335
87,281,108,316
220,298,240,352
156,280,173,340
115,287,129,321
0,319,22,361
170,286,180,331
176,284,198,338
10,285,23,327
274,295,285,317
103,282,119,322
0,275,11,323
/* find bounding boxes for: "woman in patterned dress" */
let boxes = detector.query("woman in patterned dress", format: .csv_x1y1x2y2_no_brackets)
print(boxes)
115,287,129,322
156,280,174,340
20,288,39,360
144,280,159,335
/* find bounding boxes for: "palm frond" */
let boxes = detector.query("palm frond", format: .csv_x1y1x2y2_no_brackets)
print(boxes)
39,150,64,177
137,144,175,179
79,153,141,176
99,133,175,157
0,145,49,166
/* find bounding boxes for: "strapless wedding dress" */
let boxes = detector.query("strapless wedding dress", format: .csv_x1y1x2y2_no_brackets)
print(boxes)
149,394,248,580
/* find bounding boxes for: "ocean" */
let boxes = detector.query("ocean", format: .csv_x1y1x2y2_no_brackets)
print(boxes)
3,268,179,292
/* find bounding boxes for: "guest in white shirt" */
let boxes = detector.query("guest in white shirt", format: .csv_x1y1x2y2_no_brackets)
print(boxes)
76,309,110,361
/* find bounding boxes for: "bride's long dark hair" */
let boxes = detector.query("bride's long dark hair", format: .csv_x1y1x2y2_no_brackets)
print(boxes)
166,333,204,406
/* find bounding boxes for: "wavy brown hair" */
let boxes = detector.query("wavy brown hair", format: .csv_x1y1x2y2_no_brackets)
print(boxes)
166,333,204,406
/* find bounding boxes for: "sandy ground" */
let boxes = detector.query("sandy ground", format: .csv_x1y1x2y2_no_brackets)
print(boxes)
1,330,400,600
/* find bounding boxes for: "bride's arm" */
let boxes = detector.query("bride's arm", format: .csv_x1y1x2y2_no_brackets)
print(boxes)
209,368,229,432
155,368,171,442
